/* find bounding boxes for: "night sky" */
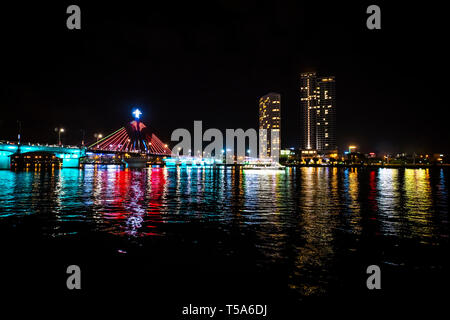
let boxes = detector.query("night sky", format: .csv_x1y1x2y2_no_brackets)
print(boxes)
1,1,448,154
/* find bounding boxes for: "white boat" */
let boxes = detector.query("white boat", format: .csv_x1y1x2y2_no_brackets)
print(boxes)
242,159,285,170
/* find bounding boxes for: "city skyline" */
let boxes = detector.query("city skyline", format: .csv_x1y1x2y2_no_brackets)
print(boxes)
1,2,448,155
1,73,447,157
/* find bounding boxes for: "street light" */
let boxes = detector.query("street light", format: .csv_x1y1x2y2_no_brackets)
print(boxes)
55,127,65,145
94,133,103,148
80,129,85,146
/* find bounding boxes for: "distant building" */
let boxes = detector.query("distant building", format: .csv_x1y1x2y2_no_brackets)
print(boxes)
300,72,336,153
259,92,281,158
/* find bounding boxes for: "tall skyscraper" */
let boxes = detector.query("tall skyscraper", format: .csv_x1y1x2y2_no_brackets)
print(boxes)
300,72,336,152
259,92,281,158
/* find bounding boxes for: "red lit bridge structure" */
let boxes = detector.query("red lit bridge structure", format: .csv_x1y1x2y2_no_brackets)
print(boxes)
86,119,173,167
89,120,171,155
0,110,173,169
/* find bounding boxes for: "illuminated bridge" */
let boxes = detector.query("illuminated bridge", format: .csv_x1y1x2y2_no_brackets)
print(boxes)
0,143,85,169
88,118,171,156
85,109,172,167
0,109,172,169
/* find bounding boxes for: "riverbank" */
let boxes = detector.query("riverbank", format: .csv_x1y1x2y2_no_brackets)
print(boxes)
283,163,450,169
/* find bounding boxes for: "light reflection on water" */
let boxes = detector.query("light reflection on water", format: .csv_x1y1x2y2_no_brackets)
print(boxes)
0,166,448,295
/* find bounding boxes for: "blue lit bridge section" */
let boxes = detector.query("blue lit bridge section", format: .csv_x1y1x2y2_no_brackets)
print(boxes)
0,142,86,169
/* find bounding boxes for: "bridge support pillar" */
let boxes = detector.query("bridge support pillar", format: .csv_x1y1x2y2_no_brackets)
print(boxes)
62,157,81,168
0,153,11,169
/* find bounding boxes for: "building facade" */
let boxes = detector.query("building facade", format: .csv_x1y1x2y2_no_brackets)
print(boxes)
259,92,281,158
300,72,336,153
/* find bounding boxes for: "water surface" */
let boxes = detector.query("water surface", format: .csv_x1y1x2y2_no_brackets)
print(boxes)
1,166,448,302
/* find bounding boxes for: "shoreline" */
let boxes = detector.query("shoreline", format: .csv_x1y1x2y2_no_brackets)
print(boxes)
283,163,450,169
2,163,449,170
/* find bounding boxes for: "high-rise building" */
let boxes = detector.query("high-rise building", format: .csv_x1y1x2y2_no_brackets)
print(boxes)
259,92,281,158
300,72,336,152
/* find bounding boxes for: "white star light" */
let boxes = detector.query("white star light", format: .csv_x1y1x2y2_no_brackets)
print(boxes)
133,109,142,119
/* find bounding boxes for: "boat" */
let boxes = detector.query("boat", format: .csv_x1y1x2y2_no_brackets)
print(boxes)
163,157,222,167
242,159,285,170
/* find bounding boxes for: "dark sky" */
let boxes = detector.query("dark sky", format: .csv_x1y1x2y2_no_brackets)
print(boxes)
1,1,448,154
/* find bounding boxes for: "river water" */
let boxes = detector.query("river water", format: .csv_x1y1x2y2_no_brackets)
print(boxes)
1,166,449,316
